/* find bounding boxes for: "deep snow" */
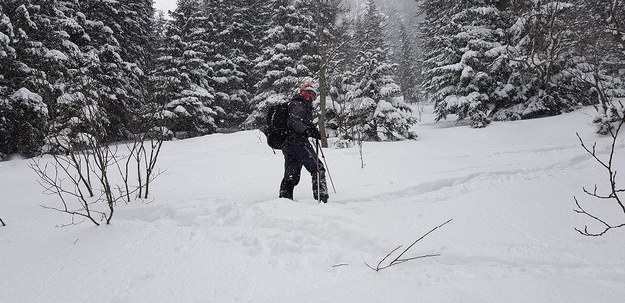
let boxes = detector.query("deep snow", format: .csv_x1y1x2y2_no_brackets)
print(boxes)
1,106,624,303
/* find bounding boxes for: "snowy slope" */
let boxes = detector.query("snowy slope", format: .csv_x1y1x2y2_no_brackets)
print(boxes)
1,106,624,303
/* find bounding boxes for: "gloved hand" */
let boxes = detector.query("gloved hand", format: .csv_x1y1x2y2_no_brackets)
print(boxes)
308,128,321,139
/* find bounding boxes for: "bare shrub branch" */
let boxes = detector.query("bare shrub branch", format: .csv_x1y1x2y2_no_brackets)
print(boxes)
31,132,144,226
123,95,168,201
31,80,166,226
574,197,625,236
30,156,102,226
365,219,453,272
574,115,625,236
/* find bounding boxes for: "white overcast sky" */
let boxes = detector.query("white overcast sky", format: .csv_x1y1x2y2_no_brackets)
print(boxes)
154,0,176,14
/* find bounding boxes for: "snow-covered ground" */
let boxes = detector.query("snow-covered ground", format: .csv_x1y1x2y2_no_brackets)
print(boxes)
1,106,624,303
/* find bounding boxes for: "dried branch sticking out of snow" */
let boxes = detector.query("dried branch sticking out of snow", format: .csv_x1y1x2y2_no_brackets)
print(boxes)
365,219,453,272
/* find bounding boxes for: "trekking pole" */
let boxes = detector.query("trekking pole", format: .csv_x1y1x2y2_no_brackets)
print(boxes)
315,139,321,204
316,139,337,194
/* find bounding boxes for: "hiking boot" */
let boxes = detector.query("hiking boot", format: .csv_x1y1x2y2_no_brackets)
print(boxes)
312,170,328,203
280,179,295,200
279,192,293,200
314,193,329,203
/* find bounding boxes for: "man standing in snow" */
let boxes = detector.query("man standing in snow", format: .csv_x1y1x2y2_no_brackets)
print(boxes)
279,82,329,203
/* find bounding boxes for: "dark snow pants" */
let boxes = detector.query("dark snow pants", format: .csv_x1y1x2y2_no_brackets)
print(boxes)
279,141,328,202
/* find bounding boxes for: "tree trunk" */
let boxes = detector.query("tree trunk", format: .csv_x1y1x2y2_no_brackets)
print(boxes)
319,64,329,148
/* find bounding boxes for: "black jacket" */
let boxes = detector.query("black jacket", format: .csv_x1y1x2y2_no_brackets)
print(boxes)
286,94,316,144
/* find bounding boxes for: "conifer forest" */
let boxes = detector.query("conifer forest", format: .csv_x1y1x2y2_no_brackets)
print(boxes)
1,0,624,159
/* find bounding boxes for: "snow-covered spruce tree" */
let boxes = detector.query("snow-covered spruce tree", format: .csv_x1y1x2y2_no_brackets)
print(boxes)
139,10,172,136
419,0,467,108
244,0,319,128
149,0,217,138
496,1,586,121
421,0,512,128
29,0,131,145
0,0,66,156
375,2,424,108
113,0,154,70
203,0,250,130
36,0,104,150
0,4,49,157
44,1,103,146
107,0,155,136
1,0,146,151
240,0,273,99
73,0,144,141
1,0,148,155
145,9,169,100
148,12,183,136
0,5,15,91
326,19,358,143
309,0,348,147
395,21,422,105
0,4,17,158
330,19,371,142
348,0,416,141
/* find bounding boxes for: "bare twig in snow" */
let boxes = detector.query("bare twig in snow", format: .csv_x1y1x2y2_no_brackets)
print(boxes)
365,219,453,272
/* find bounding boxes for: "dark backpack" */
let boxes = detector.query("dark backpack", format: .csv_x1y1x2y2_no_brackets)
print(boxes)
261,102,290,149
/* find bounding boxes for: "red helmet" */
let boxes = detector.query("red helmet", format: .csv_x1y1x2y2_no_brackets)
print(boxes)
300,82,319,97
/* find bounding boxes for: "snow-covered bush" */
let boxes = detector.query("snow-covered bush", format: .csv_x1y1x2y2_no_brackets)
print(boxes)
593,103,625,135
0,88,49,158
